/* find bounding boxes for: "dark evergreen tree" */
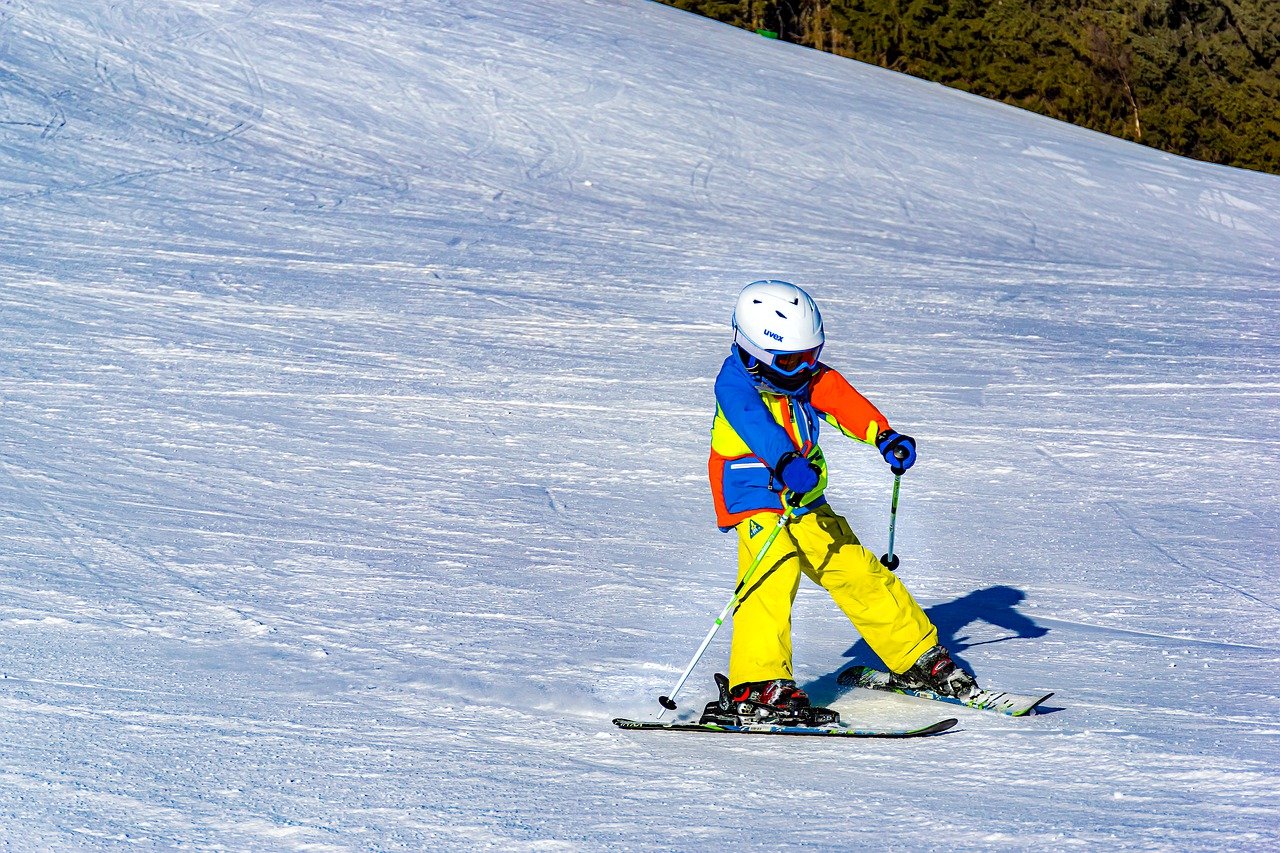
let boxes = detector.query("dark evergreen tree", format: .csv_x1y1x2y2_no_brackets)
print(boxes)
652,0,1280,173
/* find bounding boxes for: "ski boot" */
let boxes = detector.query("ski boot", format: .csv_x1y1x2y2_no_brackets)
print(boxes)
891,645,979,698
700,673,840,727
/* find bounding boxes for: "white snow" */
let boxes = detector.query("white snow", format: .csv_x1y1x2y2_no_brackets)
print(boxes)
2,0,1279,848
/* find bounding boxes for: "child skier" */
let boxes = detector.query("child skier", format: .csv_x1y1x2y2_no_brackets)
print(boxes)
702,279,977,727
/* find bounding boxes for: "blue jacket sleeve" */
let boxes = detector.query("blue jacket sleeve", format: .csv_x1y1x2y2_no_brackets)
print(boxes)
713,357,796,470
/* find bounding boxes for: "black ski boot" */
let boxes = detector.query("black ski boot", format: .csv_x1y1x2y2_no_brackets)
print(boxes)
891,645,979,698
700,673,840,727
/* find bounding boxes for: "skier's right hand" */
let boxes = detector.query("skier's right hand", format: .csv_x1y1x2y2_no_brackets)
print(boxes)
776,452,820,495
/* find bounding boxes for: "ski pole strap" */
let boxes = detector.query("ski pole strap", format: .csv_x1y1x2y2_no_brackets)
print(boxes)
657,504,796,718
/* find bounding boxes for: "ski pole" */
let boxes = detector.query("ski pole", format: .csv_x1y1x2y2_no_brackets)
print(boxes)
657,503,797,718
879,448,910,571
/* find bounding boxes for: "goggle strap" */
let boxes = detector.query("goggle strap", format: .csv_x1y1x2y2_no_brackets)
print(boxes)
734,329,776,366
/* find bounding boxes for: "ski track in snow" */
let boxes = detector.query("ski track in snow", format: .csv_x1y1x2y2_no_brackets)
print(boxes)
1,0,1278,848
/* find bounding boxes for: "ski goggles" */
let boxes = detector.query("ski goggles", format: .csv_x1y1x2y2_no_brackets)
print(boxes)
771,346,822,376
736,329,822,376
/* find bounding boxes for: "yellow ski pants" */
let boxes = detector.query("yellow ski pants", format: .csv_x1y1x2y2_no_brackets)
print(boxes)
729,504,938,687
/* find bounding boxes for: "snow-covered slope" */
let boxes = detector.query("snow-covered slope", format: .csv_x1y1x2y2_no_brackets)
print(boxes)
2,0,1278,848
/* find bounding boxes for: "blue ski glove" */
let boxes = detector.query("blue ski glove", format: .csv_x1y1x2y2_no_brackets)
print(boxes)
876,430,917,474
776,451,821,495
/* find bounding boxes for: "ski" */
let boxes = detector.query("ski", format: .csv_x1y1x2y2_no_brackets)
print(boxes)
837,665,1053,717
612,716,958,738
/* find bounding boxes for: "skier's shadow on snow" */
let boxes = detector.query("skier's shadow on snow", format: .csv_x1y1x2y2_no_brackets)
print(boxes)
805,585,1048,704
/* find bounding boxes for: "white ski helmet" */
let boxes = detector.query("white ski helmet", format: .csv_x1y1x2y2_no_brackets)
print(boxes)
732,280,824,391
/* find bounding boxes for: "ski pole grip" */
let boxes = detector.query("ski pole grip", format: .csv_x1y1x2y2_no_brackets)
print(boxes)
890,446,909,476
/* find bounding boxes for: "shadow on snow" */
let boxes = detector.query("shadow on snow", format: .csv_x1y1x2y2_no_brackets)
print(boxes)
804,585,1047,705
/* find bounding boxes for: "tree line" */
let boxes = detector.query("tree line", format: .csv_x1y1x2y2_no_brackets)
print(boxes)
656,0,1280,175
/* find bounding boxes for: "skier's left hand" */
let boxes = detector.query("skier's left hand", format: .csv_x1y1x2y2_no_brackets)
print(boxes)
876,430,916,474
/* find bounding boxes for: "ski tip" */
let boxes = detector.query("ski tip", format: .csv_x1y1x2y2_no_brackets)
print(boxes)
1011,692,1056,716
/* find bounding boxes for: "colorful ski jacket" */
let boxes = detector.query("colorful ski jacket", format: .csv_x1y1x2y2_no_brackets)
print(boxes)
708,354,891,529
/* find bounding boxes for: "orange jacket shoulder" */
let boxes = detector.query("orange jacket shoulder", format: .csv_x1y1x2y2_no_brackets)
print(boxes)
808,366,889,445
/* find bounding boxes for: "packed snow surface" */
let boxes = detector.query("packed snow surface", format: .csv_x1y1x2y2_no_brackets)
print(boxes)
2,0,1279,848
